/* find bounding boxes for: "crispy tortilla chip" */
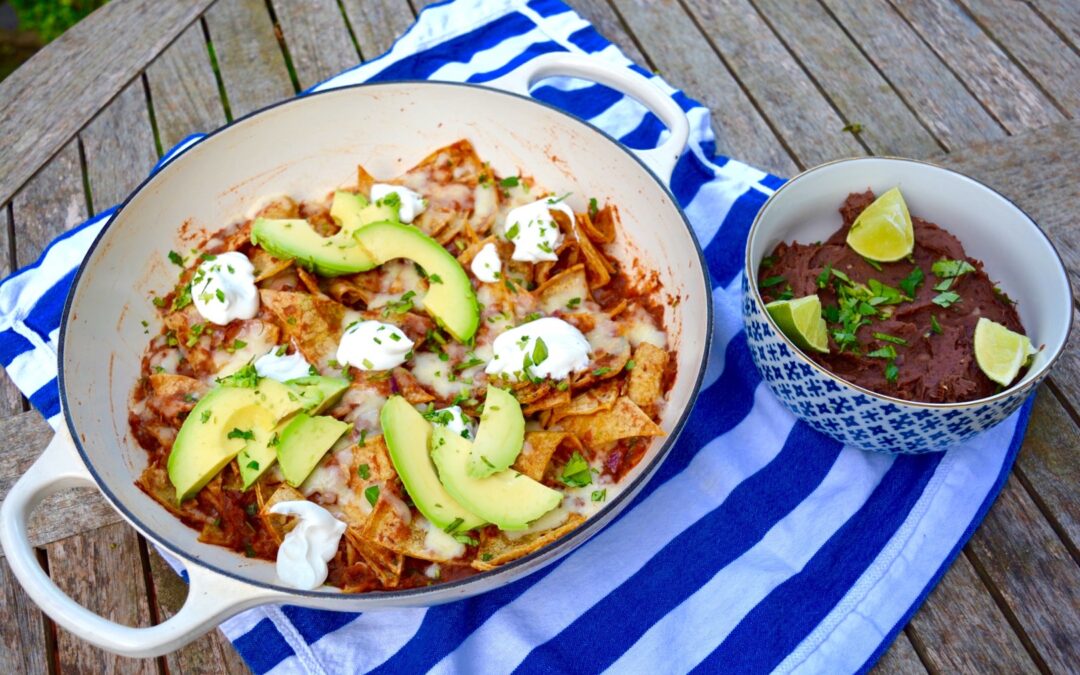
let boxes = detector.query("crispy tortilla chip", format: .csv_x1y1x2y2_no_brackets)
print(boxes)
574,225,613,288
398,140,485,239
558,397,665,449
345,527,404,588
514,432,582,481
534,264,591,314
296,266,325,297
362,501,465,563
628,343,669,412
356,164,376,196
472,514,584,571
511,381,553,405
252,251,294,283
349,435,397,487
579,208,615,244
325,275,374,307
393,367,436,404
572,341,631,389
550,379,620,426
146,373,208,424
259,484,306,544
260,289,346,367
522,389,570,416
456,235,497,268
256,196,299,220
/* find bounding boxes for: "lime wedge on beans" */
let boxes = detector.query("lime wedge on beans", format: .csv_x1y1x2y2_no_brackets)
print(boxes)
974,318,1034,387
846,187,914,262
766,295,830,354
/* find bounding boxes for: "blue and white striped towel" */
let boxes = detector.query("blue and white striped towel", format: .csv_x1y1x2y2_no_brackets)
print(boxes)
0,0,1033,672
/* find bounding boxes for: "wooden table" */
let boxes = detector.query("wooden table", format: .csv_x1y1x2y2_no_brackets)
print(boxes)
0,0,1076,672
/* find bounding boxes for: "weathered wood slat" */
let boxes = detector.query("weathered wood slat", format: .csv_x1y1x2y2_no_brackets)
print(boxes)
145,22,228,150
1028,0,1080,50
1047,306,1080,413
933,121,1080,306
680,0,865,167
870,630,928,674
147,548,252,675
967,474,1080,672
907,552,1039,673
271,0,361,89
609,0,800,176
820,0,1004,151
0,0,215,208
1015,389,1080,553
339,0,417,60
203,0,296,118
960,0,1080,117
0,207,23,416
46,523,158,674
0,557,49,675
890,0,1062,133
81,79,160,209
10,140,88,267
751,0,940,158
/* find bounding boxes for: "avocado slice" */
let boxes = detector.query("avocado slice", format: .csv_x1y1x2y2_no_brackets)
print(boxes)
467,387,525,478
276,413,353,487
251,217,376,277
329,190,398,236
286,375,350,415
168,379,301,502
237,420,289,489
354,221,480,342
380,396,484,532
430,425,562,531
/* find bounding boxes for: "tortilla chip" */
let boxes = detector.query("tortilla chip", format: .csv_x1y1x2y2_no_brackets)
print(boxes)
398,140,485,239
522,389,570,416
296,266,325,297
256,196,299,220
252,252,294,283
324,276,370,307
514,432,583,481
572,340,631,389
393,367,436,404
260,289,346,367
356,163,376,196
259,484,306,544
510,381,553,405
345,527,403,588
362,501,465,563
575,226,613,288
146,373,208,425
628,343,669,412
349,435,397,485
550,379,620,426
583,204,617,243
534,264,591,314
472,514,584,571
558,397,665,449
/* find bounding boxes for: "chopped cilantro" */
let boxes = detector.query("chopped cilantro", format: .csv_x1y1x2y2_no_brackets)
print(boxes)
532,337,549,365
429,273,443,284
359,429,368,446
561,452,592,488
816,263,832,289
200,409,212,423
358,463,370,480
505,223,520,240
481,553,494,562
588,197,598,218
500,176,520,188
566,297,582,309
246,460,259,470
898,266,924,298
185,323,206,347
592,367,611,377
761,255,777,269
215,288,226,303
931,259,975,280
930,315,943,335
932,291,961,308
444,516,465,533
522,312,542,323
362,358,374,370
454,533,479,546
216,363,260,388
364,485,380,507
591,489,607,502
885,362,899,384
382,290,416,316
625,359,636,371
167,250,184,267
863,257,883,272
227,427,255,440
760,275,786,288
873,332,908,346
867,345,897,360
171,283,193,311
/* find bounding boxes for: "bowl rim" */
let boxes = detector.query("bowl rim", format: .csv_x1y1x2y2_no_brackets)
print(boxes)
744,155,1073,410
57,78,714,601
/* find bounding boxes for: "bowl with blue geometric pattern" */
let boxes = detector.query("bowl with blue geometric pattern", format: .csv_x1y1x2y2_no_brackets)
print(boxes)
742,158,1071,454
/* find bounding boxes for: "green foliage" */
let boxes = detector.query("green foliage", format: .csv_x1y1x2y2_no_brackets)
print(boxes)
10,0,109,43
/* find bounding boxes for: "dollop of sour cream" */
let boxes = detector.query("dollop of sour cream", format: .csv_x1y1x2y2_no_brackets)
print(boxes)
268,500,346,590
431,405,475,439
254,347,312,382
485,317,591,381
470,242,502,283
504,197,576,263
337,320,415,371
191,251,259,326
371,183,427,224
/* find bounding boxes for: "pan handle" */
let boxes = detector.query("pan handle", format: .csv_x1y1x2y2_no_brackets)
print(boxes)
486,52,690,185
0,426,286,658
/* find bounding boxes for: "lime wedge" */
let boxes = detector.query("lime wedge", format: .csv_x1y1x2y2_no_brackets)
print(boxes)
974,318,1035,387
766,295,829,354
846,187,914,262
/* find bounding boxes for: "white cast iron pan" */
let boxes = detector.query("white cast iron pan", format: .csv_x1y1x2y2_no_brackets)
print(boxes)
0,54,712,657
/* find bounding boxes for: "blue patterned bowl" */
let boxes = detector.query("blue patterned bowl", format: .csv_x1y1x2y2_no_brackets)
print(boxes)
742,158,1072,454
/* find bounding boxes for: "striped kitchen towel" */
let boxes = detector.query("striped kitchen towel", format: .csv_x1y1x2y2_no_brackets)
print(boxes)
0,0,1033,672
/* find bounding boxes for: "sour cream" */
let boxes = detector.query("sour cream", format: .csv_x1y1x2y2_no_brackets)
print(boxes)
504,197,576,263
485,317,591,381
431,405,475,439
470,242,502,283
254,347,312,382
191,251,259,326
268,500,346,590
337,320,414,370
371,183,427,224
